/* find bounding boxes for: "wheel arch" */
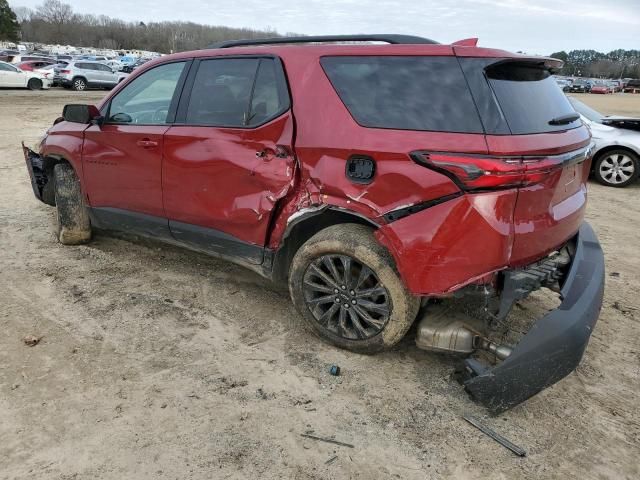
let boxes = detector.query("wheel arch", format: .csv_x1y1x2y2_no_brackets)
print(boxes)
40,155,75,206
270,207,380,285
592,144,640,172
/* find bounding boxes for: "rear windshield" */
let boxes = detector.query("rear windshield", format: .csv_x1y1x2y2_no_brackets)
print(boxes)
320,56,483,133
485,62,581,134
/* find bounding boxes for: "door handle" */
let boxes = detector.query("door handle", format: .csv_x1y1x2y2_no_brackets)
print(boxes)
255,146,290,160
137,139,158,148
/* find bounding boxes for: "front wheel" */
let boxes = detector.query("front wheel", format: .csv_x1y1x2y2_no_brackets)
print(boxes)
594,150,639,187
289,224,420,354
53,163,91,244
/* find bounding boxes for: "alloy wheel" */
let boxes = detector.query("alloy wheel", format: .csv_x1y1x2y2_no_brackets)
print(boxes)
599,153,635,185
302,254,391,340
74,79,86,91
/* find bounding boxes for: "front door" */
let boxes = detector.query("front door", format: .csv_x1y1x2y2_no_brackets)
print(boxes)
163,57,294,263
82,60,189,234
0,63,25,87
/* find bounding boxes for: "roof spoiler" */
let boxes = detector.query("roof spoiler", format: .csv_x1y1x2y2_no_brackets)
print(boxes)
452,38,478,47
485,56,564,74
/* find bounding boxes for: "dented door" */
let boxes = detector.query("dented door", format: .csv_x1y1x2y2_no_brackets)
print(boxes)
162,113,295,248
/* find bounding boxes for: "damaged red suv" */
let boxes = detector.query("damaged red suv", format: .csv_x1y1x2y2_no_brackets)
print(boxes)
24,35,604,412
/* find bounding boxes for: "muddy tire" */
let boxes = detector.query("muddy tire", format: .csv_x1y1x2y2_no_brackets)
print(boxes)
289,224,420,354
53,163,91,245
27,78,43,90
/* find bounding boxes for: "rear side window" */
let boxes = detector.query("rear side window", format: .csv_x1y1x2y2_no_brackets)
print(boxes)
184,57,288,127
320,56,483,133
484,62,580,134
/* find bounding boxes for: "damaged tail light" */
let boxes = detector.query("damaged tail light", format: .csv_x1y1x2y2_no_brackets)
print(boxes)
411,145,593,191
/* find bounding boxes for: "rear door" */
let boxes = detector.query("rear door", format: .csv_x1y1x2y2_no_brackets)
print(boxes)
83,60,190,233
461,58,592,265
163,56,294,262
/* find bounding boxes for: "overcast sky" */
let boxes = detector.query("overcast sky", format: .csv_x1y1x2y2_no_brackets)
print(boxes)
9,0,640,54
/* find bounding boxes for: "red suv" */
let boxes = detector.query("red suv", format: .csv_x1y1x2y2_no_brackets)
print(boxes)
24,35,604,411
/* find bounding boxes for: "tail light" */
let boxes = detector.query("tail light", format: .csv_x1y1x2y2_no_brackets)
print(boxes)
411,145,593,191
59,69,70,74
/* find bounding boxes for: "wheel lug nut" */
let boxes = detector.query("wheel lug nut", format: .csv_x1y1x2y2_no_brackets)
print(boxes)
351,299,356,304
349,290,355,295
341,285,346,289
344,304,349,309
335,298,340,303
334,288,339,294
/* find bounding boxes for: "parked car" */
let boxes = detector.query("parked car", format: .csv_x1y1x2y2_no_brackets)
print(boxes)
10,55,55,64
568,96,639,187
16,60,56,72
23,35,604,413
607,80,622,92
103,59,124,71
590,84,610,94
0,60,50,89
566,78,591,93
33,64,56,81
623,79,640,93
55,61,129,90
120,58,150,73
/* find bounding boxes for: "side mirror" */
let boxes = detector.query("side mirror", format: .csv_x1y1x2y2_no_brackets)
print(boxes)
62,104,101,124
110,112,133,123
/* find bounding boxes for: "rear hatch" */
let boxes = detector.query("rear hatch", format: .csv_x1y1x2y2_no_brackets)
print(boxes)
458,56,592,265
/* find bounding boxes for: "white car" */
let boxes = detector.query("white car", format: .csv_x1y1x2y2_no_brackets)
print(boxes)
34,64,56,81
0,61,51,90
568,96,640,187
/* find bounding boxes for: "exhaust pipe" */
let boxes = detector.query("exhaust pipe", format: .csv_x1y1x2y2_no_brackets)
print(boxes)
415,305,512,359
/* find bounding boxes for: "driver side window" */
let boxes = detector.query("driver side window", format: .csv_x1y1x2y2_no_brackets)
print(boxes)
108,61,186,125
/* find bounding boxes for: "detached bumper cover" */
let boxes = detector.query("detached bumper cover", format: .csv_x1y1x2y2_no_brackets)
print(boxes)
462,222,605,412
23,143,46,202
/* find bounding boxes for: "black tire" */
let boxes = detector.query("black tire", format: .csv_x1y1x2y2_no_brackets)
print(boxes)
593,149,639,188
289,224,420,353
53,163,91,245
27,78,42,90
72,77,87,91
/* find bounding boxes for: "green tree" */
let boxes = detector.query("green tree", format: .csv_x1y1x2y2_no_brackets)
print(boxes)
0,0,20,42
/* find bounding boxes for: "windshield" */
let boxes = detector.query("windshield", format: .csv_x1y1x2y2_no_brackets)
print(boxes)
567,96,604,123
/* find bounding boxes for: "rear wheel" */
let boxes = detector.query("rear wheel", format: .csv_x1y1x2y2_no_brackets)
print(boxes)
53,163,91,245
594,149,639,187
289,224,420,353
27,78,42,90
72,77,87,91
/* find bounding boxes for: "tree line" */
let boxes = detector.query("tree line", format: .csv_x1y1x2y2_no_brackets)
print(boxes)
550,49,640,79
6,0,282,53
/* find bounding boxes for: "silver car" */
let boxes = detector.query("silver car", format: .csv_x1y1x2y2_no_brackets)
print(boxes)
55,61,129,91
568,96,640,188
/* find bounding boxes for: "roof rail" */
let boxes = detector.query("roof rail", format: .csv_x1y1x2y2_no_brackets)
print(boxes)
207,34,439,49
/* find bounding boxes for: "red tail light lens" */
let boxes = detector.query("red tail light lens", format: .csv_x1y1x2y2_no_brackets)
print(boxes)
59,69,70,74
411,145,593,191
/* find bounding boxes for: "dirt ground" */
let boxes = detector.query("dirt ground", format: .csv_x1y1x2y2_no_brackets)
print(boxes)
1,88,639,480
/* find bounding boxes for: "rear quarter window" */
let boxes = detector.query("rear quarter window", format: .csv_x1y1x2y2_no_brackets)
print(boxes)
320,56,484,133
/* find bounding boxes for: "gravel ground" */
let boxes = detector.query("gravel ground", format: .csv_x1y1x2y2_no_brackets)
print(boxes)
1,88,639,480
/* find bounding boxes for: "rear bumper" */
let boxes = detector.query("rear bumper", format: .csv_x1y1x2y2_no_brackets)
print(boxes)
461,222,604,412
